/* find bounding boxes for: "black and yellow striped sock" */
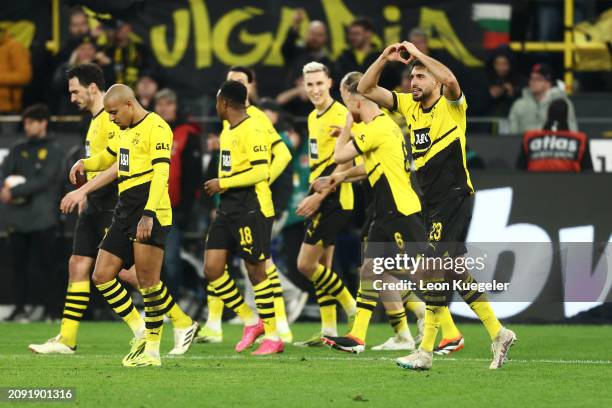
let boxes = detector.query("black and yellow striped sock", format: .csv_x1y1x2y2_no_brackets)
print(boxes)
96,278,143,336
59,280,90,348
266,264,289,334
209,269,258,326
458,273,501,340
311,264,356,316
386,308,409,336
160,283,192,330
140,281,167,355
253,279,278,339
349,284,379,342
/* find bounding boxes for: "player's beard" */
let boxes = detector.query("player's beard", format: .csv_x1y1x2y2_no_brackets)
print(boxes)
412,87,430,102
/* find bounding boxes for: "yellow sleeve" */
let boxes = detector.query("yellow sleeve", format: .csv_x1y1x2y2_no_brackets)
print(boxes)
269,138,292,184
143,124,172,216
444,93,468,129
82,145,116,171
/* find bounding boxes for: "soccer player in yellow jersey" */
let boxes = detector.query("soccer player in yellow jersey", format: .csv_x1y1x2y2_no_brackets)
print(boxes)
197,66,294,344
358,42,516,369
337,72,425,351
293,62,357,346
29,64,141,355
202,80,283,355
318,76,427,353
68,84,197,367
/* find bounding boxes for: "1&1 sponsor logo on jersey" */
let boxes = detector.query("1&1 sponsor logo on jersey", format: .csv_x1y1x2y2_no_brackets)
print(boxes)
221,150,231,171
119,148,130,172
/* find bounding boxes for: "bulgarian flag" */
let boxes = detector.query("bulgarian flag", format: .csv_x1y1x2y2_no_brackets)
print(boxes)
473,3,512,49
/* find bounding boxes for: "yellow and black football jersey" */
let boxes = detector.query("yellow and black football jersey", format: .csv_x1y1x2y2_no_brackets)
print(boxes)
390,91,474,205
87,112,173,226
307,100,353,210
352,113,421,217
223,105,282,165
218,115,273,218
84,109,120,212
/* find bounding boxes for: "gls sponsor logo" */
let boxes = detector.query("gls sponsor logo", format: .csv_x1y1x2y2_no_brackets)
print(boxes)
253,145,268,152
453,187,612,320
156,142,171,151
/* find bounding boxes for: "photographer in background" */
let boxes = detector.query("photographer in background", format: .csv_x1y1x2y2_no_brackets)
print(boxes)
0,104,64,321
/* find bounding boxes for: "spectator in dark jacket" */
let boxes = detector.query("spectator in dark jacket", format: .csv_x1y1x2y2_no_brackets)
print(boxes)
0,104,64,321
105,21,151,89
335,18,379,85
281,9,334,87
155,89,203,295
486,46,526,117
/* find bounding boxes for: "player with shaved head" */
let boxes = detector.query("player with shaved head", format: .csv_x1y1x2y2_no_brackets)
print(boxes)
68,83,197,367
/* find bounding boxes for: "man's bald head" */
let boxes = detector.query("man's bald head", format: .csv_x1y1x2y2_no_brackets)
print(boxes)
104,83,143,129
104,83,137,105
306,20,328,51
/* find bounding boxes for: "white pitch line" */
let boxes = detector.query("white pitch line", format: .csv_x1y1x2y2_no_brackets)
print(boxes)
3,354,612,366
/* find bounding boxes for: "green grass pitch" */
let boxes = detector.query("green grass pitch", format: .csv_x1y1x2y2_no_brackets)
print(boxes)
1,322,611,407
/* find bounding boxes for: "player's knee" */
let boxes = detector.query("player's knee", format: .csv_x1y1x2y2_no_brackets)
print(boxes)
245,262,267,284
204,259,224,282
136,274,157,290
91,270,107,286
297,256,316,277
68,255,91,281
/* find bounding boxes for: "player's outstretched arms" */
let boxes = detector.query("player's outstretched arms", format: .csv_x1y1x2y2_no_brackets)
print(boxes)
358,43,408,109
